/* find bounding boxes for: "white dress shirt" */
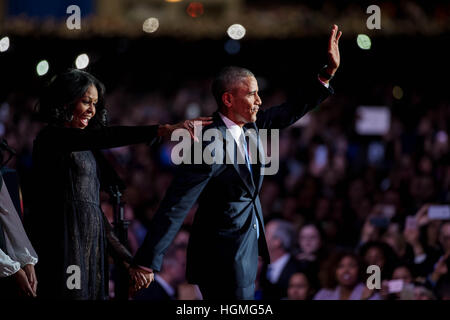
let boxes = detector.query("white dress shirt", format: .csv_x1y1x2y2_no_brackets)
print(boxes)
155,274,176,298
266,253,291,284
218,112,259,238
0,183,38,278
218,112,249,162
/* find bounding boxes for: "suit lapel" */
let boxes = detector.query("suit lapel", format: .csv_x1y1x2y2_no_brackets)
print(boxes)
213,112,255,195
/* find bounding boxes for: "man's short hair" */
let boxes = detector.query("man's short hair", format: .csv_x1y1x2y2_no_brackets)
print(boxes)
270,219,296,252
211,66,254,109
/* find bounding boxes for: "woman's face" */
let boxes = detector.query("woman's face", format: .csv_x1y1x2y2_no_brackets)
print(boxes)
287,273,310,300
299,225,321,254
336,256,359,287
68,84,98,129
392,266,412,284
364,247,386,269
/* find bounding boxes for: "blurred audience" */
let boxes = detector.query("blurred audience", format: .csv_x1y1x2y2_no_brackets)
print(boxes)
2,61,449,299
261,219,306,300
286,272,316,300
314,251,381,300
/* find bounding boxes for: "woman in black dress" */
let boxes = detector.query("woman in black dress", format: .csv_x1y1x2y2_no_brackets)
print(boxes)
27,69,210,299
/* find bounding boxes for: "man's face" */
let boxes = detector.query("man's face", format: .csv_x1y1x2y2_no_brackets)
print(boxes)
227,76,262,125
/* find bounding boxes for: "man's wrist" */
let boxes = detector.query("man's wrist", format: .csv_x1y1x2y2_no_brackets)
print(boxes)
319,65,336,80
325,66,337,77
318,65,337,85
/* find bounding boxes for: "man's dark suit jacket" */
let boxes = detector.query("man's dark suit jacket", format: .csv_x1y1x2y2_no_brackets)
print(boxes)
260,255,310,300
134,79,333,289
133,279,174,300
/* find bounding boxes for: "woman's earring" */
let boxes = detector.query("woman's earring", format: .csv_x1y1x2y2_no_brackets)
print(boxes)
99,109,108,126
63,107,73,122
65,112,74,122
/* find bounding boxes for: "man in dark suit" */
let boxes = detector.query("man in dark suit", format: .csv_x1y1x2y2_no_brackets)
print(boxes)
132,25,342,299
261,219,309,300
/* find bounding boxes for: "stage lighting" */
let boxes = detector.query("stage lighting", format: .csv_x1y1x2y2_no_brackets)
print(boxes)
165,0,183,2
75,53,89,69
227,24,246,40
187,2,204,18
392,86,403,100
36,60,49,76
224,39,240,55
186,102,201,119
357,34,371,50
0,36,10,52
143,17,159,33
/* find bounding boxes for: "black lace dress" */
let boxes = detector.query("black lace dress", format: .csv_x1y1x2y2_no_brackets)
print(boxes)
67,151,108,299
27,124,159,299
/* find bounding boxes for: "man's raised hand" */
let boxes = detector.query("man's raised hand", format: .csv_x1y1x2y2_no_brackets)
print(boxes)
327,24,342,75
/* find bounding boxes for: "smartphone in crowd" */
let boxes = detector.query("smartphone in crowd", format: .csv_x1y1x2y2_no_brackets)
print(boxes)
428,205,450,220
355,106,391,136
387,279,404,294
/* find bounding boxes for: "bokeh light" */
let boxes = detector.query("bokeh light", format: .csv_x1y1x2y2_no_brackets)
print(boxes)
36,60,49,76
392,85,404,99
357,34,371,50
75,53,89,69
187,2,204,18
227,24,246,40
186,102,201,119
0,36,10,52
224,39,240,55
143,18,160,33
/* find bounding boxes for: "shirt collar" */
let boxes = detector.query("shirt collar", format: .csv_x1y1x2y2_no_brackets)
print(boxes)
155,274,175,298
267,253,291,283
218,112,243,143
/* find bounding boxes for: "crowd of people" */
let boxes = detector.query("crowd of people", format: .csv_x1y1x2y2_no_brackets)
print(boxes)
0,56,448,300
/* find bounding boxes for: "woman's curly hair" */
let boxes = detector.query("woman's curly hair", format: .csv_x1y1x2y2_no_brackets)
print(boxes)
35,69,108,128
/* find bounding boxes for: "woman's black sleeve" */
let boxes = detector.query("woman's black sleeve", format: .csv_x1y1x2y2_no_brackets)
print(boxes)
37,125,160,152
102,213,133,264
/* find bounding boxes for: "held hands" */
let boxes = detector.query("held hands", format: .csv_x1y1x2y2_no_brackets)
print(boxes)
158,117,213,142
128,265,154,295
